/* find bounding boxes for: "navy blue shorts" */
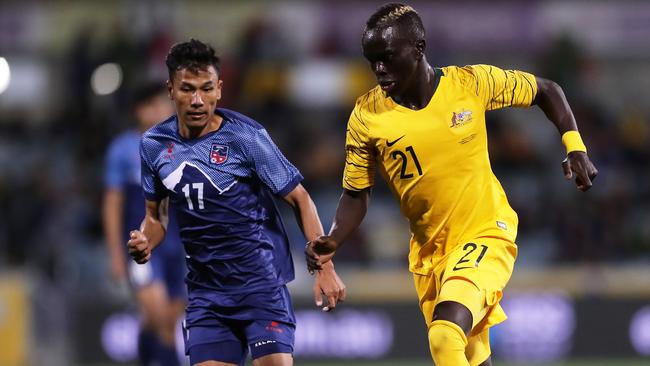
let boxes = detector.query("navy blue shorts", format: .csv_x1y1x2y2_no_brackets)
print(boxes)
128,240,186,300
183,285,295,364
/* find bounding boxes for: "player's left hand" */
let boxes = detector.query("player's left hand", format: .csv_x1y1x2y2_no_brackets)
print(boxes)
562,151,598,192
313,261,346,312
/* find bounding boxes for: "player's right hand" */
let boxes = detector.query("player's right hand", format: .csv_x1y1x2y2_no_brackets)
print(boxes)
562,151,598,192
305,235,338,273
127,230,151,264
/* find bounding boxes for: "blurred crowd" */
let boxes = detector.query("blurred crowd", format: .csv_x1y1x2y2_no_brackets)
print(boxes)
0,1,648,289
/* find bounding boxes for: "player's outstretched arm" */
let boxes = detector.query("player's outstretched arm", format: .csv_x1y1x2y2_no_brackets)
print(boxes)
103,188,128,281
127,199,168,264
283,184,346,310
282,183,324,244
305,188,370,271
532,77,598,191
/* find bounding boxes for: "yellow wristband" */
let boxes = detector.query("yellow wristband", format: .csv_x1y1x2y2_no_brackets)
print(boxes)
561,131,587,154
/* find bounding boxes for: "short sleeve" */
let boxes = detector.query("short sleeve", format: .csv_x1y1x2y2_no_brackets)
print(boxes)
104,139,126,189
455,64,538,111
342,105,375,191
140,137,167,201
249,128,303,196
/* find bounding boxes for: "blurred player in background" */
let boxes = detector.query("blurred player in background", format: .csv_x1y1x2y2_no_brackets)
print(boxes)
128,39,345,366
103,82,186,366
306,3,598,366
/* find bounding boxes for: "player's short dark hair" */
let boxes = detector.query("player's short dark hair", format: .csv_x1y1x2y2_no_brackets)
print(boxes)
365,3,425,41
165,38,221,80
131,80,166,109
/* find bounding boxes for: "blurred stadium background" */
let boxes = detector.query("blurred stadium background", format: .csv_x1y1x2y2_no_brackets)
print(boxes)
0,1,649,365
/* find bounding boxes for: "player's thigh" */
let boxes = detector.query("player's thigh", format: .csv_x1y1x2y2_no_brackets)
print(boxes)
440,237,516,327
135,281,169,327
413,272,439,326
251,353,293,366
436,279,487,332
168,298,186,323
245,286,296,361
186,327,247,366
443,237,516,293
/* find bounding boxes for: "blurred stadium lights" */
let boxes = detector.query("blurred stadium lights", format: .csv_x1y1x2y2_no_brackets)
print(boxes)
493,292,576,362
100,312,138,362
0,57,10,94
90,62,122,96
629,305,650,356
0,55,47,111
294,309,394,358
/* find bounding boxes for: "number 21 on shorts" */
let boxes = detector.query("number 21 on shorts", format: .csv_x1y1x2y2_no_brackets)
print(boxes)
452,243,488,271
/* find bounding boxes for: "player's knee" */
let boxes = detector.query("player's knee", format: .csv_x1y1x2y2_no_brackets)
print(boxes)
428,319,468,357
433,300,473,336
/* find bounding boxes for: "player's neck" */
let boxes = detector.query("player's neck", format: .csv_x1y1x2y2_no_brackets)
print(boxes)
178,114,224,139
392,62,436,110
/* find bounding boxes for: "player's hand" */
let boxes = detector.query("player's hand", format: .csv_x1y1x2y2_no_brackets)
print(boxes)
313,261,346,312
127,230,151,264
305,235,338,272
562,151,598,192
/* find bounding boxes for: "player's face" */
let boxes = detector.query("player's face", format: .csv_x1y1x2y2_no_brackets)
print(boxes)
135,93,174,131
362,25,419,97
168,65,223,130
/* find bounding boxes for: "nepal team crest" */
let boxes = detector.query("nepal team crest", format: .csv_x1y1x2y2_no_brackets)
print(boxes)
210,144,229,164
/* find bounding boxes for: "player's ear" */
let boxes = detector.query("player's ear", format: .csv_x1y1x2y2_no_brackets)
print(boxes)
415,39,425,60
166,80,174,100
216,79,223,101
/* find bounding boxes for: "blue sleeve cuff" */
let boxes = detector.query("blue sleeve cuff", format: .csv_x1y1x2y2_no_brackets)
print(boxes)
277,173,303,197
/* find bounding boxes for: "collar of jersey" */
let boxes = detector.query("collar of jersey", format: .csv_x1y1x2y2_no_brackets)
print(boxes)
387,68,444,113
174,108,230,144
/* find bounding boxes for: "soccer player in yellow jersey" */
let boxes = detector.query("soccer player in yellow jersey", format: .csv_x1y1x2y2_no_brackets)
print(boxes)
305,3,598,366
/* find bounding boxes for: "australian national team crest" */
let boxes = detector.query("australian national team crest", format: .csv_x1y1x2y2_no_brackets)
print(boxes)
450,109,473,128
210,144,229,164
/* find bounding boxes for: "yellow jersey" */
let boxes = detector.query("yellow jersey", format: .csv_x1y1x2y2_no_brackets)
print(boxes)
343,64,538,275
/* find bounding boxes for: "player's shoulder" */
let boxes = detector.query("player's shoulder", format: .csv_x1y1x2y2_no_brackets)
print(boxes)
109,129,139,148
353,85,384,114
442,64,481,81
218,108,264,133
441,64,497,93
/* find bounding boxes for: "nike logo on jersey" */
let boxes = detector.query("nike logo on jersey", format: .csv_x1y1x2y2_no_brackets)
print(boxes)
387,135,405,146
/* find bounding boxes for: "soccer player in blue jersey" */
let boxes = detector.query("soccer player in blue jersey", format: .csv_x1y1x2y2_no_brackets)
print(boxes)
103,82,186,366
127,39,346,366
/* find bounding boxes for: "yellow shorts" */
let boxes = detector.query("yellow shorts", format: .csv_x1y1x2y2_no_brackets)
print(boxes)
413,236,517,364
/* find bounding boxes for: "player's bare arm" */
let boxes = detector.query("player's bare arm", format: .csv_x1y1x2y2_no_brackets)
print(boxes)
128,198,168,264
103,188,128,280
533,76,599,191
282,184,324,243
283,184,347,311
305,188,370,272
